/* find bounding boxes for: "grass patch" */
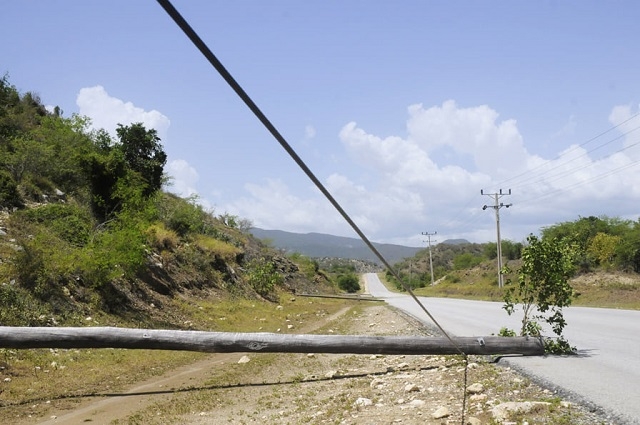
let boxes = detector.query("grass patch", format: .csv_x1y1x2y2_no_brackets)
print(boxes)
170,292,347,332
0,347,204,421
193,234,240,261
571,281,640,310
379,271,507,302
0,294,350,423
379,271,640,310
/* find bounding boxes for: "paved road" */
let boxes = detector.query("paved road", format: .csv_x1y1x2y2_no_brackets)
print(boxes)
364,273,640,425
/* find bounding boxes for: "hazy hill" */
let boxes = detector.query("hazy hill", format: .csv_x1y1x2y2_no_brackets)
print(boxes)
250,228,422,265
440,238,471,245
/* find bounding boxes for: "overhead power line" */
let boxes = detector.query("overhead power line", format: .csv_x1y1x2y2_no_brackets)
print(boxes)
155,0,465,357
443,118,640,240
498,113,640,188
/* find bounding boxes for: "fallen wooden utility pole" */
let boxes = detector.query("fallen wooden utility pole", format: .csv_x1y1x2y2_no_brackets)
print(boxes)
0,327,544,355
297,293,383,302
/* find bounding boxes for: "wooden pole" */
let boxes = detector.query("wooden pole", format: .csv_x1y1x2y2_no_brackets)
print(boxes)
0,327,544,355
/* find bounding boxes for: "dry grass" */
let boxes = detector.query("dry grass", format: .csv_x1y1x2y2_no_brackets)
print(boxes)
145,223,179,251
384,268,640,310
0,293,350,423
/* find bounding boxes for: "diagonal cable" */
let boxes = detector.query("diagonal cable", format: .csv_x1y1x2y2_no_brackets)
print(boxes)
155,0,465,356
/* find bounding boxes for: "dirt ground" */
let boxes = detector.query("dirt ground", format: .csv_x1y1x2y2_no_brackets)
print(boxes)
23,301,618,425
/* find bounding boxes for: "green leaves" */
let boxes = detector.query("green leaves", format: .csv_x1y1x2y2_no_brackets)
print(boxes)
337,273,361,293
246,259,283,298
502,234,577,354
115,123,167,197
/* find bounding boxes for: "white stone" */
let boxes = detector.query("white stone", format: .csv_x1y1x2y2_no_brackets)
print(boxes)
467,383,484,394
432,406,450,418
491,401,551,422
470,394,487,402
404,383,420,392
325,370,338,379
409,399,426,407
237,355,250,364
354,397,373,408
370,378,385,388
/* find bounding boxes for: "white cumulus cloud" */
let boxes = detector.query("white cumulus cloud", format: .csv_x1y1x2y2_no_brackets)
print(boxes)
76,85,170,142
209,101,640,245
165,159,199,199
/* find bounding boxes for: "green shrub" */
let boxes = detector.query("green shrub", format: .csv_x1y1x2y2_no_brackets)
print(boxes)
12,229,75,300
0,284,51,326
18,203,92,246
246,259,283,298
82,224,147,285
337,273,361,293
0,170,22,208
453,253,483,270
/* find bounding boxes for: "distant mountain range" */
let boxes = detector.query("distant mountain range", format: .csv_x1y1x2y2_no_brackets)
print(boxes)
250,228,424,265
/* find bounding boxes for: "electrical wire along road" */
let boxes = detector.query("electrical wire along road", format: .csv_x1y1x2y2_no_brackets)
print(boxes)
364,273,640,425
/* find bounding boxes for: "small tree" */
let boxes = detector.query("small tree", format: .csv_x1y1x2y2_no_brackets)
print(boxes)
587,232,620,269
503,234,577,354
115,123,167,197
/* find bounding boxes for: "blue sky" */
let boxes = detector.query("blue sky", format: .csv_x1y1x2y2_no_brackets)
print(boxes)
3,1,640,246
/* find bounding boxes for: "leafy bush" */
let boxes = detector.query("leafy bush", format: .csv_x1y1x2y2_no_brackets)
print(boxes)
83,223,147,283
337,273,360,293
157,194,211,237
18,203,93,246
12,228,75,300
0,284,51,326
0,170,22,208
246,259,283,298
453,253,483,270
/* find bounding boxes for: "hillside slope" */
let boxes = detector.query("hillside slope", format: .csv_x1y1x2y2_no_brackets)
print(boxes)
0,77,335,328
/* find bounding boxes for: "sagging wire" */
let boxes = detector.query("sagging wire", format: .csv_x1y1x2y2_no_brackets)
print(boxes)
155,1,470,422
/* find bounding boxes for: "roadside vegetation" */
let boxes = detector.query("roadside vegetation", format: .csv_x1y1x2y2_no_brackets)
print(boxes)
386,215,640,311
0,74,339,330
384,215,640,353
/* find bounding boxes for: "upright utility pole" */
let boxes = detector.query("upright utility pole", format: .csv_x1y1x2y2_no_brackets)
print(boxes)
422,231,437,286
481,189,512,288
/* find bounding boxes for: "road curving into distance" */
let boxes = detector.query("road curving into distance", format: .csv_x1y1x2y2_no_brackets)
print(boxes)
364,273,640,425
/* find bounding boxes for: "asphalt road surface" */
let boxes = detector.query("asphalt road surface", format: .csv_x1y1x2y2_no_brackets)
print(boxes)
364,273,640,425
